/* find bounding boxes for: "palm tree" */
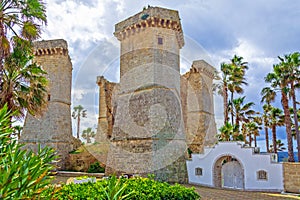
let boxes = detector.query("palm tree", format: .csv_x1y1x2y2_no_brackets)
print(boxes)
270,140,286,153
214,56,248,126
241,123,248,144
269,107,284,153
279,52,300,161
82,127,96,143
253,117,262,147
0,39,48,119
231,96,255,129
218,122,241,141
261,87,276,153
218,122,232,141
72,105,87,139
290,108,300,140
262,104,271,152
245,120,262,147
227,55,248,124
0,0,47,90
261,87,277,105
265,64,295,162
218,62,231,125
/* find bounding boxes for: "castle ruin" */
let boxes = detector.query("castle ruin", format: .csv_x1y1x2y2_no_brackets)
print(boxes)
96,7,217,183
20,7,217,181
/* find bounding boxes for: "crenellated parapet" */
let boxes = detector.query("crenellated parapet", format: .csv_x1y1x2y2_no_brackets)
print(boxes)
34,47,68,56
114,6,184,48
33,39,69,56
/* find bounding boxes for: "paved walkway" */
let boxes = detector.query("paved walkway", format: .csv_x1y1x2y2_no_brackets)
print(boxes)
190,185,300,200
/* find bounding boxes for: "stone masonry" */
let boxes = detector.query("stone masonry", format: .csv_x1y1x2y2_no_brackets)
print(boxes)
20,39,79,169
103,6,188,183
181,60,217,153
283,162,300,193
96,6,218,183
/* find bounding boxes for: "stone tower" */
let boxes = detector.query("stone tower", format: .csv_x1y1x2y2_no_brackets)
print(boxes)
20,39,77,169
105,6,187,182
181,60,217,154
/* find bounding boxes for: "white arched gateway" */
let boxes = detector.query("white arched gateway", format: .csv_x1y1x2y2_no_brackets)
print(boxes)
186,142,283,191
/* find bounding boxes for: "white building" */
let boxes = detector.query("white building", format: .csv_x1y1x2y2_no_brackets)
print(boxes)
186,142,283,191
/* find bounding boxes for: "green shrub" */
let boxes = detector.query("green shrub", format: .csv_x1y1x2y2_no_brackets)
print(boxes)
124,177,200,200
88,161,105,173
0,105,57,200
45,176,200,200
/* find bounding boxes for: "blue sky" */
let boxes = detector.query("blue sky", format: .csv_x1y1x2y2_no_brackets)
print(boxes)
41,0,300,151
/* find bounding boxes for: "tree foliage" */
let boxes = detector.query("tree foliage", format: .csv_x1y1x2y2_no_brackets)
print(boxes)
0,0,47,91
72,105,87,139
0,38,48,119
264,54,298,162
82,127,95,143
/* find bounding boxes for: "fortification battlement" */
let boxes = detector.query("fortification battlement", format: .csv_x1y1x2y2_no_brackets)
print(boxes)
33,39,69,56
96,76,108,85
191,60,216,79
114,6,184,48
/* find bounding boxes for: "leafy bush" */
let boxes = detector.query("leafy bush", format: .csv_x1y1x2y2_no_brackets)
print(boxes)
100,175,133,200
44,176,200,200
124,177,200,200
88,161,105,173
0,105,57,200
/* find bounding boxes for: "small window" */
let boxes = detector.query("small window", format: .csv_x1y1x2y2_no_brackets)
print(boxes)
158,37,163,45
48,94,51,101
195,168,203,176
257,170,267,180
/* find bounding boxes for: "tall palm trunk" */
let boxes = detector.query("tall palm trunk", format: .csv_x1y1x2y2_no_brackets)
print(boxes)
265,126,270,152
242,123,247,143
271,125,277,153
290,82,300,162
0,19,5,92
235,115,240,130
223,83,229,124
77,115,80,139
281,91,295,162
254,135,257,147
249,134,252,147
230,91,234,125
87,136,91,143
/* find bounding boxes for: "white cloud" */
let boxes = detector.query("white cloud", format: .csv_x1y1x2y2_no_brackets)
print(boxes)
37,0,299,151
44,0,106,42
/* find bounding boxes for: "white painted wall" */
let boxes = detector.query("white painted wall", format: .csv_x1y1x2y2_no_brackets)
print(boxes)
186,142,283,191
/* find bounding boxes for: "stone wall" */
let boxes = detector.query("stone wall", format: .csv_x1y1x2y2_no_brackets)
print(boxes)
66,150,98,172
283,162,300,193
20,39,78,169
181,60,217,154
96,76,117,140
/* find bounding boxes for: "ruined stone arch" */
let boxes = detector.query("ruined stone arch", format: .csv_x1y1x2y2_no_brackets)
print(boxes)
213,154,245,189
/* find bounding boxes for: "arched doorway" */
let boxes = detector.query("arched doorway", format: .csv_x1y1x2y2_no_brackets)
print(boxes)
213,155,244,189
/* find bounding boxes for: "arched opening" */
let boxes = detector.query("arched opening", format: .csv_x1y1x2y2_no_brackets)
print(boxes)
213,155,244,189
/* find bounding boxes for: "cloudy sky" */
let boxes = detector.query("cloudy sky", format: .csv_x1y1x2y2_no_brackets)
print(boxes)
41,0,300,151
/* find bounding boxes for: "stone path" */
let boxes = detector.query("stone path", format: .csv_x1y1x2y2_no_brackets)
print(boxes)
190,185,300,200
